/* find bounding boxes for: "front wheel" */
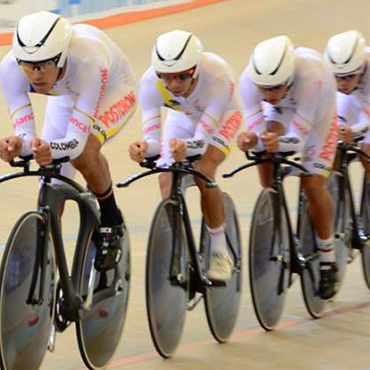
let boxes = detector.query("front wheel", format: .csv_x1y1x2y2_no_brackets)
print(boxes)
249,188,290,331
145,198,189,358
76,220,131,370
202,193,242,343
0,212,55,370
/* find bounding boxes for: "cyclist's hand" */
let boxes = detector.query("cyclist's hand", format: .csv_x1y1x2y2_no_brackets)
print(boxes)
170,139,187,161
338,124,353,143
261,131,279,153
129,140,147,163
237,132,257,151
0,136,23,162
31,138,52,166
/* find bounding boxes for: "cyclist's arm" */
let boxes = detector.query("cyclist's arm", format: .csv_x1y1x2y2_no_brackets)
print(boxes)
188,73,237,156
48,58,114,159
0,53,37,155
138,74,162,157
351,100,370,140
278,71,321,153
239,71,267,152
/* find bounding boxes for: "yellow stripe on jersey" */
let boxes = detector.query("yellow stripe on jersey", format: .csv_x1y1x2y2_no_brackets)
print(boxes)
73,106,95,124
203,111,220,131
155,81,185,112
10,103,32,120
47,88,60,96
93,104,137,145
295,112,314,127
245,108,263,121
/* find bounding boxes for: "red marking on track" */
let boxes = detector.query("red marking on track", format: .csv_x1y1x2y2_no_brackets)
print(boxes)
75,300,370,369
0,0,234,46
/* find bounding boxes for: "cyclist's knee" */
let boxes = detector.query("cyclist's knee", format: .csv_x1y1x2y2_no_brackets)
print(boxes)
158,173,172,198
72,152,101,175
71,135,103,173
194,147,224,186
257,163,273,188
301,175,328,200
193,161,217,190
266,120,286,135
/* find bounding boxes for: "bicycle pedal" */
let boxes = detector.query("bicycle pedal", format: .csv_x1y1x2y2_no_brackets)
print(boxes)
187,294,202,311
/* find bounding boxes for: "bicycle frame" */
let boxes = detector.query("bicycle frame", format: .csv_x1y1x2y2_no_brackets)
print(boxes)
334,141,370,250
118,159,219,294
224,152,308,274
0,159,100,323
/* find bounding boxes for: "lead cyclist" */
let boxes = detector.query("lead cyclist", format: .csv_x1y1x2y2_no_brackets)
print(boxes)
237,36,339,300
128,30,243,282
0,11,137,272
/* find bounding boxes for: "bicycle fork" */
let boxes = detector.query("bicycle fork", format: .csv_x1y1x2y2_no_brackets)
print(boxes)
26,207,51,306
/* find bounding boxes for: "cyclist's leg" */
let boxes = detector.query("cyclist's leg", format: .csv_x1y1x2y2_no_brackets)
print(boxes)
157,110,195,198
72,84,136,271
302,109,338,299
196,110,242,281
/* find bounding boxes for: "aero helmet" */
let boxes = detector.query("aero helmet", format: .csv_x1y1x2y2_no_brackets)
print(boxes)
325,30,366,75
13,11,72,68
247,35,295,87
151,30,203,77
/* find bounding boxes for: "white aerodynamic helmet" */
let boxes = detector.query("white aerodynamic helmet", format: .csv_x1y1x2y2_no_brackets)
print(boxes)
247,35,296,87
151,30,203,76
325,30,366,75
13,11,72,68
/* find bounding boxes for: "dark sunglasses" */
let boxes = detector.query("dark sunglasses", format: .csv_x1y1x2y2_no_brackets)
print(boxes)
259,83,288,92
17,54,61,72
157,68,195,82
334,73,360,81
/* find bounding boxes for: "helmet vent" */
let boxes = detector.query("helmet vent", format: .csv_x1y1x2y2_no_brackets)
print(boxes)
17,16,61,50
156,34,192,62
270,43,287,76
344,34,359,64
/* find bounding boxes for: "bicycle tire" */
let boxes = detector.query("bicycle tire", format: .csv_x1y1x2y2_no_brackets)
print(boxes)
360,174,370,289
249,188,290,331
327,171,351,293
0,212,55,370
145,198,189,358
76,220,131,370
202,193,242,342
299,195,325,318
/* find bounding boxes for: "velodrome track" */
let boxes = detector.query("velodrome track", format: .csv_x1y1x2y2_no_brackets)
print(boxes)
0,0,370,369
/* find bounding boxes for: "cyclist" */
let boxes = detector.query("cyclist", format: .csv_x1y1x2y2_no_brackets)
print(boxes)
324,30,370,172
128,30,242,281
0,11,137,271
237,35,339,299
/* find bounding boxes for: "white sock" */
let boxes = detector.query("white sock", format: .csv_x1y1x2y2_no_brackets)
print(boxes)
316,235,336,263
207,224,227,255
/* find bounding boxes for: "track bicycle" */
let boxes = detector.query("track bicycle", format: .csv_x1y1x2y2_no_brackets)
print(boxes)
223,151,330,330
328,140,370,290
117,156,242,358
0,156,130,370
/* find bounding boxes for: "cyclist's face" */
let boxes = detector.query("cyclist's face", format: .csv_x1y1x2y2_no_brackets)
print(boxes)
158,69,196,97
258,84,289,105
335,73,361,94
19,60,61,94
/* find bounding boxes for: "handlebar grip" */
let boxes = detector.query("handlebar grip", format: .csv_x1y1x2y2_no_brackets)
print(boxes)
9,155,70,168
